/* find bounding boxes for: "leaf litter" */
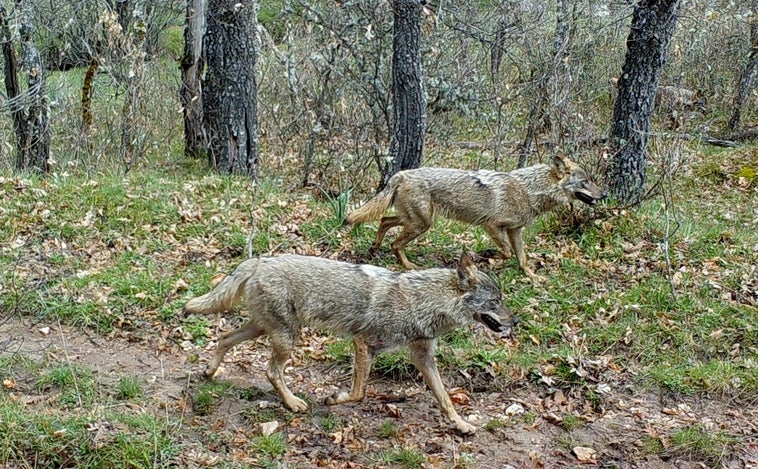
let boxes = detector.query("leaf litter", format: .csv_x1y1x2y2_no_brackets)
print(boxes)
1,151,758,467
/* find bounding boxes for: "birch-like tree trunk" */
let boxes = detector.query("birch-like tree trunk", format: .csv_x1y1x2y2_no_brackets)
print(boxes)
181,0,206,159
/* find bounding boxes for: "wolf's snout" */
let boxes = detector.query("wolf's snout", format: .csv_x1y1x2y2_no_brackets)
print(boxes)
512,316,520,326
601,190,608,200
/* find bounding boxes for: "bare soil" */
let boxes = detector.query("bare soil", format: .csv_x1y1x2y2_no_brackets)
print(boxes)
2,317,757,468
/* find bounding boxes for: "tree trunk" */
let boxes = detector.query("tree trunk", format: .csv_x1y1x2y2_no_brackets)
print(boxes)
119,1,148,172
380,0,426,190
727,4,758,133
608,0,681,205
203,0,260,179
181,0,206,159
81,58,98,130
490,0,518,81
14,0,51,173
0,3,26,166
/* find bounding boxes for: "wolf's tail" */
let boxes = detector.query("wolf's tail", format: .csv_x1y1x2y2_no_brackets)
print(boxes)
183,259,259,315
344,174,402,225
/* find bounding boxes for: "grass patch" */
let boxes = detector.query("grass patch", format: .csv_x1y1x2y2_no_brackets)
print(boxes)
0,397,177,468
377,420,400,439
193,381,231,416
317,412,342,432
252,432,287,458
374,446,426,469
372,350,416,381
560,414,584,432
669,425,736,465
117,376,143,400
36,364,98,408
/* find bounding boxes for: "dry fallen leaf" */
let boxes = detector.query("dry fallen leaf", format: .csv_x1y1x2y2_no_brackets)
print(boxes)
505,402,524,417
448,387,470,405
173,278,190,292
260,420,279,436
572,446,597,463
2,378,17,389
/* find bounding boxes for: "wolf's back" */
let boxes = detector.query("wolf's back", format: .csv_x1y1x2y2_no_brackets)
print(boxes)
183,259,260,314
344,174,403,225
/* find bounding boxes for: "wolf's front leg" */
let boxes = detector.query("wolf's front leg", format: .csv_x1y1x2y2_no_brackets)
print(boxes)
325,337,374,405
409,339,477,434
506,227,546,282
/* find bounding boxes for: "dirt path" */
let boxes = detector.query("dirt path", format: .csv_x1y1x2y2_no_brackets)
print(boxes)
2,317,757,468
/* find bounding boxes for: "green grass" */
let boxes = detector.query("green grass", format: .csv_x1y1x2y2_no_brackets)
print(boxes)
560,414,584,432
0,396,178,468
377,420,400,439
117,376,143,400
317,412,342,432
374,446,426,469
251,432,287,458
193,381,231,416
670,425,736,465
36,364,98,408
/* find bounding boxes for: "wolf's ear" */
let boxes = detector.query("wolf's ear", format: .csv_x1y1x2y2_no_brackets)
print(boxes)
551,153,570,176
457,252,480,290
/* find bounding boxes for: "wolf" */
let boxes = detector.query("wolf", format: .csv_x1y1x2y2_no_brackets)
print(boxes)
344,154,606,279
183,253,518,434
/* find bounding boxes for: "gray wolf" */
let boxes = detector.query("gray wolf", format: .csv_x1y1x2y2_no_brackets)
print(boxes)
344,154,606,279
183,253,518,434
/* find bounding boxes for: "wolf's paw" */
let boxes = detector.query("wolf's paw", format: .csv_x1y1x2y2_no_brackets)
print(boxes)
525,271,546,284
203,366,219,379
454,419,477,435
285,396,309,413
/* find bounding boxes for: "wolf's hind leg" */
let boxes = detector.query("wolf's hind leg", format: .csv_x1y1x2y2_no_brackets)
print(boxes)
369,216,402,255
266,334,308,412
390,225,427,269
205,320,265,377
483,225,514,259
325,337,374,405
409,339,476,434
506,227,544,281
390,217,431,269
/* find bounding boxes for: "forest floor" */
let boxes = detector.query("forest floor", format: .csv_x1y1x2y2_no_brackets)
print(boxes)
1,143,757,468
2,313,757,468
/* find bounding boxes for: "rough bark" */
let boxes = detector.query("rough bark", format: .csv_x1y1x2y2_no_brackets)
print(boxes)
380,0,426,190
14,0,51,173
727,5,758,133
181,0,206,159
203,0,260,179
608,0,682,205
0,2,25,165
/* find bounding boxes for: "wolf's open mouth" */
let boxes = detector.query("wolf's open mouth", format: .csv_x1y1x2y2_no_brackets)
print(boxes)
575,191,598,205
479,313,515,337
